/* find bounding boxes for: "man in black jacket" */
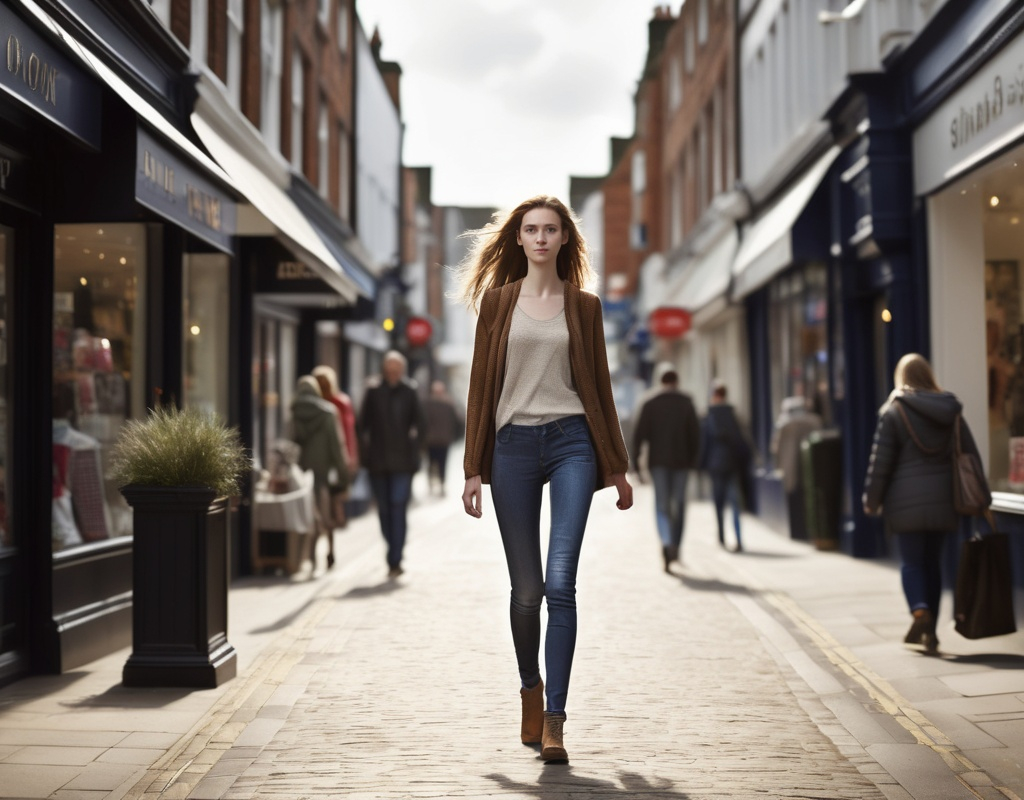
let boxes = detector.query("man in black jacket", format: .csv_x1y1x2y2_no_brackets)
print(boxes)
359,351,426,578
633,369,700,571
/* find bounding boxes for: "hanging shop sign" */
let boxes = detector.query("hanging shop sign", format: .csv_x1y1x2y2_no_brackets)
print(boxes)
649,306,692,339
406,316,433,347
135,126,236,252
0,4,101,148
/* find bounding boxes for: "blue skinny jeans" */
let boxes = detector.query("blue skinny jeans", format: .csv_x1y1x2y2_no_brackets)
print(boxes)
710,471,742,547
369,471,413,569
896,530,947,616
490,415,597,715
649,467,690,549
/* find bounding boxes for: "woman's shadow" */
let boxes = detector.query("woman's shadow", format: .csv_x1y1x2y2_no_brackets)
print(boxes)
485,768,690,799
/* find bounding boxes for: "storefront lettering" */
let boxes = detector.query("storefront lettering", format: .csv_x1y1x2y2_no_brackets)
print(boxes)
950,64,1024,150
277,261,317,280
186,184,222,232
5,34,58,107
142,150,175,197
0,157,9,191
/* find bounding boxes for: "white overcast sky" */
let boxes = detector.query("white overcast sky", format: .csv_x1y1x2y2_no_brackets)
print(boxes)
354,0,660,211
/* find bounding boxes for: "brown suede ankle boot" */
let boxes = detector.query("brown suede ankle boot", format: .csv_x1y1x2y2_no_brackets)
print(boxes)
541,711,568,761
520,679,544,744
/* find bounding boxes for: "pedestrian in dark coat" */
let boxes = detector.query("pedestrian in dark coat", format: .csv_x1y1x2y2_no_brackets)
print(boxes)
862,353,986,654
358,350,426,578
699,381,750,552
422,380,463,496
633,369,700,571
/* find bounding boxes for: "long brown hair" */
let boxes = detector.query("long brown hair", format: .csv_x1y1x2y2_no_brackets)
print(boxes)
454,195,594,309
894,353,941,392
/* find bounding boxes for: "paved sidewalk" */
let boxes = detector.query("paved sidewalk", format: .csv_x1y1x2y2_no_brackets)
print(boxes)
1,474,1022,799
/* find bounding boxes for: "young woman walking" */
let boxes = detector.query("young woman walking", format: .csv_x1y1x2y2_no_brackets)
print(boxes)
862,353,986,654
459,195,633,762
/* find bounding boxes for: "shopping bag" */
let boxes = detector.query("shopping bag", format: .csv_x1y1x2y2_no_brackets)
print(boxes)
954,531,1017,639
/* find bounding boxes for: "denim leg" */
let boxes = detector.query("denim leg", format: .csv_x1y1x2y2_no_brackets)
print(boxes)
387,473,413,567
370,472,412,568
649,467,674,548
728,477,743,546
543,422,597,713
897,531,931,612
491,427,546,690
710,472,728,543
370,473,393,560
671,469,689,549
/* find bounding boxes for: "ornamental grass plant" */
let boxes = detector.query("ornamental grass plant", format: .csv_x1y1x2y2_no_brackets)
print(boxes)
110,405,250,498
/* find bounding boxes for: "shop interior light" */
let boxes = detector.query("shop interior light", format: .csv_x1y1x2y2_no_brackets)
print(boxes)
79,277,88,286
881,308,892,323
98,253,105,260
989,196,1000,207
190,325,201,336
382,318,395,332
1012,217,1020,226
119,257,127,264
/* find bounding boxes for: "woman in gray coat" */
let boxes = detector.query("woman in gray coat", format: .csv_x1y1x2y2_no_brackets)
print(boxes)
291,376,349,569
862,353,984,654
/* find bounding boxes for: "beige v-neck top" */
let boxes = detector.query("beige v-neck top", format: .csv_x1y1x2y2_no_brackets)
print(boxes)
495,305,586,431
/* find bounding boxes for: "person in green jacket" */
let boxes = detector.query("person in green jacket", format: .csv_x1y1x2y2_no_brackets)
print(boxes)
291,375,348,570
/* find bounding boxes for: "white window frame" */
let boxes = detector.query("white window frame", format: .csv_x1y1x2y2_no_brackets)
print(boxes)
190,0,207,66
226,0,243,106
260,0,283,151
698,0,709,44
148,0,171,27
337,0,349,52
291,51,304,173
318,102,330,198
685,24,695,73
338,125,351,223
318,0,330,27
667,54,682,112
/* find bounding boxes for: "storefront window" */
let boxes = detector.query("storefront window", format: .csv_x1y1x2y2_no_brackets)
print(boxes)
253,313,298,468
0,227,9,550
183,254,229,417
768,263,829,461
980,145,1024,492
52,224,146,551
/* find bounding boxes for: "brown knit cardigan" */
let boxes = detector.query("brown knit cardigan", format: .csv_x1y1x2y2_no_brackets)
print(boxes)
463,278,629,491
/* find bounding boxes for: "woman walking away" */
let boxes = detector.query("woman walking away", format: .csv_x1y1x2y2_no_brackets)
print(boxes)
862,353,986,654
290,376,348,570
699,381,749,552
459,195,633,763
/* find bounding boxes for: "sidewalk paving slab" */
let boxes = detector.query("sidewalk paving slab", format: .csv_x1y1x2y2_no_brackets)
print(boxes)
0,472,1022,799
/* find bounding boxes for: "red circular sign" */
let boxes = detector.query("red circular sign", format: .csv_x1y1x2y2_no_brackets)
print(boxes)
649,307,692,339
406,317,433,347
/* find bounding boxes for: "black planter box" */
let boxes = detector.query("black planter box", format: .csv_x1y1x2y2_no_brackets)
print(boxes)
120,486,237,688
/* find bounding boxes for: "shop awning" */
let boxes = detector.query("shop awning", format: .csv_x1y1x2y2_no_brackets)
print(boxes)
21,0,227,182
287,182,378,300
731,146,841,299
665,227,738,314
191,112,359,303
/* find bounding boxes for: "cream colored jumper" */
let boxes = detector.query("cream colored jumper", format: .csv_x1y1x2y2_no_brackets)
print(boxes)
495,306,586,431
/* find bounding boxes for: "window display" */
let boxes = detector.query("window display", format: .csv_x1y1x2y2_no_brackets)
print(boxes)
980,146,1024,492
183,253,229,417
767,263,830,466
52,224,146,550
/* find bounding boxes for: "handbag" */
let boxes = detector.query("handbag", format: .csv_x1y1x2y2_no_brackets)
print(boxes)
954,521,1017,639
952,415,991,516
